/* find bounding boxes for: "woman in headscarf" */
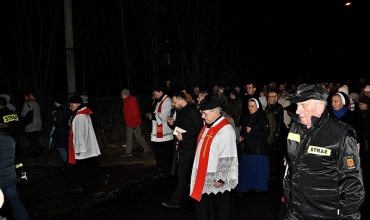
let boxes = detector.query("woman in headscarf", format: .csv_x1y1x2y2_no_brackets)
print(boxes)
331,92,364,152
234,98,270,195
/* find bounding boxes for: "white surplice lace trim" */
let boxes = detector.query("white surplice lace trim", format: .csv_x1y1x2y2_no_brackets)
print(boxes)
190,157,238,195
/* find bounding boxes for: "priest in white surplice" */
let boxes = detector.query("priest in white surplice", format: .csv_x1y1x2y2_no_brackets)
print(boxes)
190,99,238,220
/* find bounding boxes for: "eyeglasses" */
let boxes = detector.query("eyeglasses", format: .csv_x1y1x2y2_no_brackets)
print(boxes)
201,109,215,116
268,96,276,98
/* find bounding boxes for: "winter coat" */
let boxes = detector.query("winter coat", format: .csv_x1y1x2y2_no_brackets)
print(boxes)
0,131,17,188
53,104,70,148
21,100,42,132
226,97,242,127
240,109,270,155
330,107,364,148
265,102,287,150
283,109,365,219
123,95,142,128
0,107,21,140
168,104,203,155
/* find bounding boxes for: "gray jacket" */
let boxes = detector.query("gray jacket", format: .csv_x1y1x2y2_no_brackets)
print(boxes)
21,100,42,132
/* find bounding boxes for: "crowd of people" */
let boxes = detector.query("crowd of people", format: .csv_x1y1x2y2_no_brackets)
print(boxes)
0,76,369,219
144,76,367,219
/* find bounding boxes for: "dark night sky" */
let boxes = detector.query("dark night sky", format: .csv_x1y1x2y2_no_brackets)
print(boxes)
1,0,370,97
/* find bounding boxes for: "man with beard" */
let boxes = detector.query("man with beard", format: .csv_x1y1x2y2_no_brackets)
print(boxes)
147,87,174,178
162,92,203,208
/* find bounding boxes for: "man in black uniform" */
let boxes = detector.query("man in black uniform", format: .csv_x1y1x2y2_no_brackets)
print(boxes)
162,92,203,208
0,97,21,162
282,84,365,219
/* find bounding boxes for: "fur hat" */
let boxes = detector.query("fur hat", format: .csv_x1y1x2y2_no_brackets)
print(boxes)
338,85,349,95
80,95,88,104
121,89,130,96
358,96,370,106
69,95,83,104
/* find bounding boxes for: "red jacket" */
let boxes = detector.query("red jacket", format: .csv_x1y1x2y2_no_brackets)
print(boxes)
123,95,142,127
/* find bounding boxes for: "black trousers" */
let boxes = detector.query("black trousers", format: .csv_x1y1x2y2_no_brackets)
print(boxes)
172,152,194,201
67,157,106,188
153,140,174,174
25,131,42,154
194,190,235,220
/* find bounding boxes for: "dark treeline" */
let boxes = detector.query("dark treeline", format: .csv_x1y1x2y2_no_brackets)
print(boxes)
1,0,369,108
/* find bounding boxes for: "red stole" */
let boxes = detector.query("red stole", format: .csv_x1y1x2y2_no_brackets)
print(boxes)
68,108,93,164
191,118,230,201
156,95,168,138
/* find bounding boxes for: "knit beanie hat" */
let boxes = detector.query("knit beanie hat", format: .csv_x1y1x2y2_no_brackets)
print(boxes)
121,89,130,96
349,92,359,101
55,96,65,105
69,95,83,104
358,96,370,106
365,85,370,92
80,95,88,104
229,89,238,97
338,85,349,95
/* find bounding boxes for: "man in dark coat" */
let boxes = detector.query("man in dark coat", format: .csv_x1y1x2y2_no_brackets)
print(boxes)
282,84,365,219
162,92,203,208
53,96,70,170
0,97,21,163
0,130,30,219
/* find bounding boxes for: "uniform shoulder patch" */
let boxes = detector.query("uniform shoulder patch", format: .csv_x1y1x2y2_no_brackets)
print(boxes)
344,155,357,170
288,132,300,143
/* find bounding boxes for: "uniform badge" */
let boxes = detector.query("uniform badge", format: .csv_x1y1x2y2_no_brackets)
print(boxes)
346,158,354,167
344,155,357,170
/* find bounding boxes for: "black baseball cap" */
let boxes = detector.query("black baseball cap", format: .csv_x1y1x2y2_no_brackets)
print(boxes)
285,84,328,103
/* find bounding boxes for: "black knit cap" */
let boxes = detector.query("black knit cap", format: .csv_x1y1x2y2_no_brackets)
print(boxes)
69,94,83,104
200,99,221,110
358,96,370,106
229,89,238,97
55,96,65,105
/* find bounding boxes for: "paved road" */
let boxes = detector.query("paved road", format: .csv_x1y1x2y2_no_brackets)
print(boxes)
1,145,369,220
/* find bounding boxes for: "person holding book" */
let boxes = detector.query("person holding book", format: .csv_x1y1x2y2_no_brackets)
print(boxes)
162,92,203,208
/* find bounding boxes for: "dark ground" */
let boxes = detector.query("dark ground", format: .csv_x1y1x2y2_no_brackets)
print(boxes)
1,132,369,220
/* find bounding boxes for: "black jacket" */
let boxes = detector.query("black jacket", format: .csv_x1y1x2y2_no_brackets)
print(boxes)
168,104,203,156
283,109,365,219
53,104,70,148
0,131,17,188
240,109,270,155
0,107,21,140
